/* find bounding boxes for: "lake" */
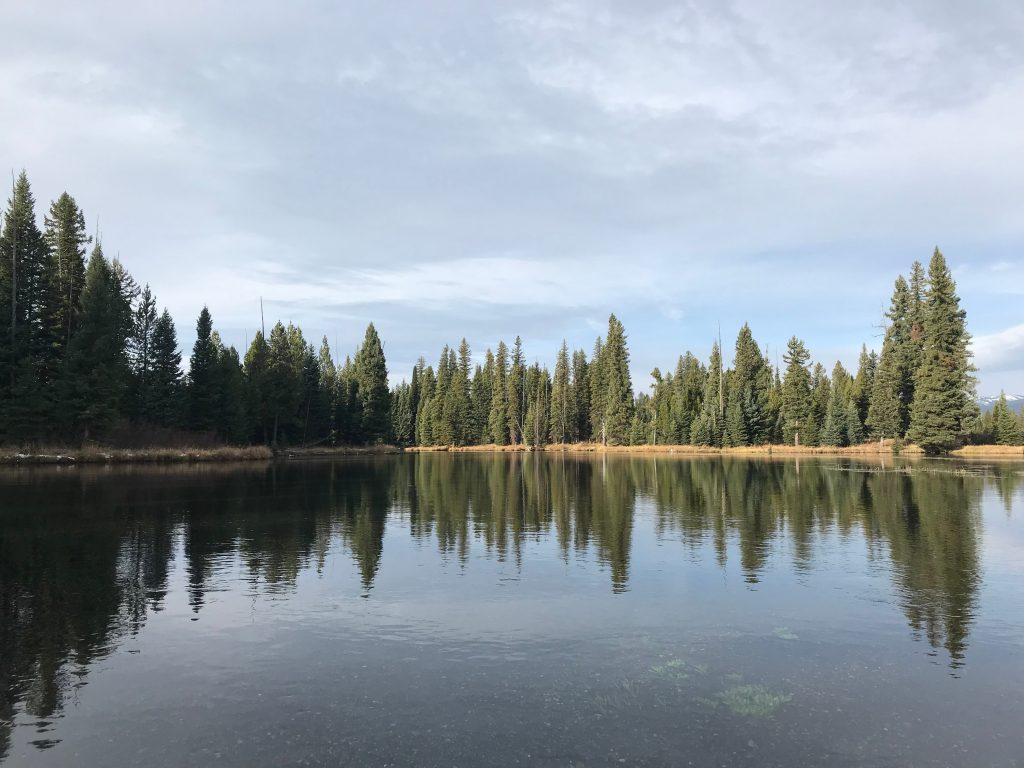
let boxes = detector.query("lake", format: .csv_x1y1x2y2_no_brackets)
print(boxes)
1,454,1022,767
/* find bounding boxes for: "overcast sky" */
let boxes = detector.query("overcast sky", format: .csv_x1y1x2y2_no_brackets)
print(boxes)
2,0,1022,393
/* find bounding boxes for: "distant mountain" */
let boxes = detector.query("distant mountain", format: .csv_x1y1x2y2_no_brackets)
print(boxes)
978,394,1024,413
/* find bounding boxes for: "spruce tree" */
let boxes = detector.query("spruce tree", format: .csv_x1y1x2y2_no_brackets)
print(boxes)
62,245,129,440
571,349,590,442
780,336,812,446
0,172,49,436
601,314,633,445
489,341,509,445
147,309,182,427
507,336,525,444
549,341,570,444
908,249,974,453
41,192,90,386
354,322,390,443
821,375,848,446
731,324,770,444
186,306,220,433
992,393,1022,445
694,341,724,447
442,338,471,446
128,285,158,419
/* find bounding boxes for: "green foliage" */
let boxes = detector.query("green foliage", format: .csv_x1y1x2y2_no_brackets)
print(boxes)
780,337,812,446
991,392,1021,445
355,323,390,443
187,307,220,433
908,249,975,454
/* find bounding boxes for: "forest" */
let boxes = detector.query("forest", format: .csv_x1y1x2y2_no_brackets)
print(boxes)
1,171,1020,454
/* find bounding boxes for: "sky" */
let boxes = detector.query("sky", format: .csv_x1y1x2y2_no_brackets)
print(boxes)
2,0,1023,393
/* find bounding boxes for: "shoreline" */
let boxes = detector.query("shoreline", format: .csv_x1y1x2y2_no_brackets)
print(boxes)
406,442,1024,459
0,444,401,465
1,442,1021,465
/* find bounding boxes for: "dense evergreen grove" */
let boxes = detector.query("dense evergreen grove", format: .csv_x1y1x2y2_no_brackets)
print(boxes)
1,171,1015,453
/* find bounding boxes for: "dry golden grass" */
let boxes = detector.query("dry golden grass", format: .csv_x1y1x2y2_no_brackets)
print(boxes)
952,444,1024,457
281,445,402,458
403,440,1024,459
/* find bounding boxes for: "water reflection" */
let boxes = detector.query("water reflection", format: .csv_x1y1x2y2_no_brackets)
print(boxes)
0,454,1019,761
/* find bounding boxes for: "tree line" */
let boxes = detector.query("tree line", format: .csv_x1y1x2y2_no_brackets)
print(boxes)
2,171,1016,453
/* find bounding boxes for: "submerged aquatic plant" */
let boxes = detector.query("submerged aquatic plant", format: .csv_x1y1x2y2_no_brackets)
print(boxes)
772,626,798,641
650,658,689,679
717,684,792,717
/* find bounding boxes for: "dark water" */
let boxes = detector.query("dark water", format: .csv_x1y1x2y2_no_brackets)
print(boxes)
1,455,1023,767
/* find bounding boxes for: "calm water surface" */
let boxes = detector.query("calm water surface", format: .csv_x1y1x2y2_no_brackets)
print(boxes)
1,454,1023,767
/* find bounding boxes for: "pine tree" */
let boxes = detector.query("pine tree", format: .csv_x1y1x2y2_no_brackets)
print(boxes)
186,306,220,433
908,249,974,454
781,336,812,446
354,323,390,443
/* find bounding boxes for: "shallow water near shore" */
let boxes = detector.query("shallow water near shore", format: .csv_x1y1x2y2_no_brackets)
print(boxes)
1,454,1022,766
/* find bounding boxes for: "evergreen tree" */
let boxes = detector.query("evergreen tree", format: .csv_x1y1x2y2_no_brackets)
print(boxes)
0,171,49,436
821,374,848,446
317,337,337,443
146,309,182,427
41,191,90,379
442,338,471,446
694,341,723,447
991,393,1022,445
908,249,974,453
186,306,220,433
507,336,525,444
850,344,875,430
571,349,590,442
354,323,390,443
472,353,493,444
549,341,571,444
392,381,415,446
601,314,633,445
128,285,158,418
62,245,129,440
731,324,770,444
488,341,509,445
807,363,829,446
672,352,704,443
780,336,812,446
214,333,248,443
868,276,914,439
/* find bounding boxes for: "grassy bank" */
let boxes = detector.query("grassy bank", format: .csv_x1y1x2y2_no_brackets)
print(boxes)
0,443,406,465
407,441,1024,458
0,445,275,465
